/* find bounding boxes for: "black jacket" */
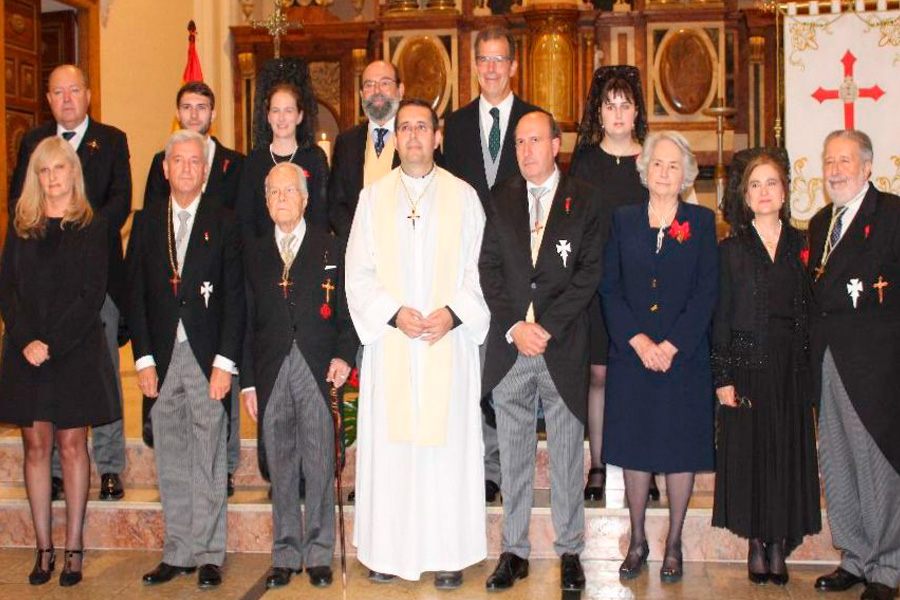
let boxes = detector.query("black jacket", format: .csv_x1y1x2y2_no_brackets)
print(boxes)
808,184,900,474
241,225,358,425
327,122,400,239
125,198,245,441
143,137,244,210
442,95,539,205
480,173,606,423
9,119,132,309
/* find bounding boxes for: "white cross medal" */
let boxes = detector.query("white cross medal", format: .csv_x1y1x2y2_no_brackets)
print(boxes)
200,281,214,308
556,240,572,268
847,278,863,309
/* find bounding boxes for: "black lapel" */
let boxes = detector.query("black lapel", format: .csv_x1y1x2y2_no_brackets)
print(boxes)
821,184,879,284
505,177,532,267
461,101,489,193
496,96,525,181
76,119,100,169
205,138,225,196
290,226,320,296
149,199,170,268
354,123,369,187
535,173,572,271
179,199,213,290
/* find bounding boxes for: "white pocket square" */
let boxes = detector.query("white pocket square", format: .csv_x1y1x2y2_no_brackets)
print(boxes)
324,264,337,271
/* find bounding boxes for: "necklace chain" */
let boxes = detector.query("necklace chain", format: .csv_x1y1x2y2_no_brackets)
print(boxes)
399,167,436,227
648,200,677,254
269,143,299,167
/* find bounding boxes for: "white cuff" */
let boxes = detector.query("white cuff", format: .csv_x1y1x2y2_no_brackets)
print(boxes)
505,321,523,344
213,355,235,373
135,355,156,371
241,387,256,394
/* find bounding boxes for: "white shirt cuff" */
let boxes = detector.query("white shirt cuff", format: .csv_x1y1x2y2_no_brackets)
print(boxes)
505,321,523,344
241,387,256,394
213,355,235,373
135,355,156,371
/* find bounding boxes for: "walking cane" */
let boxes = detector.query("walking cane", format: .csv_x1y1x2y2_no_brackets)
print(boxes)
329,385,348,591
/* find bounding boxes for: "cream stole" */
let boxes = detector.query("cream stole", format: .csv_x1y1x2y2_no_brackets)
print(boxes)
363,131,396,188
372,167,463,446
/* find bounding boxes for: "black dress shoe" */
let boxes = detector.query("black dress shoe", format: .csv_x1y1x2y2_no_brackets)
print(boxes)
660,547,683,583
198,564,222,588
28,547,55,585
619,540,649,579
434,570,463,589
561,553,586,591
142,562,197,585
308,566,333,587
58,550,83,587
815,567,866,591
227,473,235,497
368,570,396,583
51,477,63,501
99,473,124,501
861,582,899,600
486,552,529,590
648,474,661,501
584,467,606,501
485,480,501,503
265,567,295,588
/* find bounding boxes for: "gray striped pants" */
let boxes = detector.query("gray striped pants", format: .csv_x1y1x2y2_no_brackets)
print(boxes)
493,353,585,558
820,348,900,588
151,340,228,567
263,344,335,569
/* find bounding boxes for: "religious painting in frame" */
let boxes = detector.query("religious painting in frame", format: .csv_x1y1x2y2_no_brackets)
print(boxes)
384,30,459,119
646,22,734,123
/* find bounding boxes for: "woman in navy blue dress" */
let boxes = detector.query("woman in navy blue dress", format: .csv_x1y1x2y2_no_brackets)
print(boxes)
600,131,718,583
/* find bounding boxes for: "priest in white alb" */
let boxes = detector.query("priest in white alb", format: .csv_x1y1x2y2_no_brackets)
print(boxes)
345,99,490,589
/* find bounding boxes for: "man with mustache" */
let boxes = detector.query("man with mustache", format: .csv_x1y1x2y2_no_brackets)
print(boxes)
808,130,900,600
328,60,404,239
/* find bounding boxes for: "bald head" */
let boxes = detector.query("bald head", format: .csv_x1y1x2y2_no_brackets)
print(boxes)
47,65,91,130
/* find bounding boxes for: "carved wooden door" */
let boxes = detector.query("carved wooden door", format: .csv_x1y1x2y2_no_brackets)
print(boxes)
5,0,41,191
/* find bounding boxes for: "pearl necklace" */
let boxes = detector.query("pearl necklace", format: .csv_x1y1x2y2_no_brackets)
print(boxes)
269,143,298,166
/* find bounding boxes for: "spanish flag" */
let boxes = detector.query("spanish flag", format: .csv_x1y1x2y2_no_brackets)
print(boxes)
173,21,204,131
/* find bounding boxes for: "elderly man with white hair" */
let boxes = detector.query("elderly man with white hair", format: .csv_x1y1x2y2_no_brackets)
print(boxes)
126,129,245,589
241,162,358,590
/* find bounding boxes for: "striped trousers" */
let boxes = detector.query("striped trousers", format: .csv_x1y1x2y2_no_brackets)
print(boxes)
262,344,335,569
151,340,228,567
493,353,585,558
820,348,900,588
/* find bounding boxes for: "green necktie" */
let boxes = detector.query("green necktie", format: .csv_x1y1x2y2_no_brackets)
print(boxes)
489,107,501,162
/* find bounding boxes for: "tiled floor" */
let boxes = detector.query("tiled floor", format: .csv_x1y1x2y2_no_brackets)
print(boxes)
0,548,866,600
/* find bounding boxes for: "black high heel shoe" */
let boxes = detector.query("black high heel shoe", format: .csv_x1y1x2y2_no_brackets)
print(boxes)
648,474,661,501
747,539,769,585
660,546,683,583
59,550,84,587
618,540,649,579
584,467,606,501
766,540,789,586
28,547,55,585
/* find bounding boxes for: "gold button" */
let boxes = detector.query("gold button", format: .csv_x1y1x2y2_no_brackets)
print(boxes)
650,304,658,312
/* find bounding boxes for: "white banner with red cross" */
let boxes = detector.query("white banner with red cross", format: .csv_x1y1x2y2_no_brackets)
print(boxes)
783,2,900,222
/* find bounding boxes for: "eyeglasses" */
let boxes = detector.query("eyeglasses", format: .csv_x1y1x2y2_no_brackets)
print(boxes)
265,186,303,200
361,78,397,92
397,122,433,135
475,55,514,65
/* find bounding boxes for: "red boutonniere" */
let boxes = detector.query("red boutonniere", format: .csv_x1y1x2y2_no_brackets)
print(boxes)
565,197,572,215
86,139,100,154
203,231,210,244
800,247,810,266
348,367,359,388
222,158,231,174
668,219,691,244
320,303,333,319
302,168,311,178
864,224,871,239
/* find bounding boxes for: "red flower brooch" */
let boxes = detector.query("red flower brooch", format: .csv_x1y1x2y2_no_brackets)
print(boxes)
565,197,572,215
800,248,810,267
348,367,360,388
668,219,691,244
222,158,231,173
320,303,333,319
864,224,871,239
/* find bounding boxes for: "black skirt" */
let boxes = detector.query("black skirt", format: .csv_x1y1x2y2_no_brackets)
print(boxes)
712,319,822,551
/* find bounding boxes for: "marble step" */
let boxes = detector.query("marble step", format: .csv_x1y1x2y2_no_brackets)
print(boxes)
0,438,717,492
0,483,838,563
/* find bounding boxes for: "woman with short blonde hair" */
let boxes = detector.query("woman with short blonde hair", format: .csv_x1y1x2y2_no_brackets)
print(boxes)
0,136,119,587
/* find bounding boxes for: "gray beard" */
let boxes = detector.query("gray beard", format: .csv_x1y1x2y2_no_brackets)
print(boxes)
363,94,398,124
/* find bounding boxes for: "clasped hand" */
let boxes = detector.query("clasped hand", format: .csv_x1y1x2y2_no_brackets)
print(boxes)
512,322,551,356
396,306,453,345
23,340,50,367
629,334,678,372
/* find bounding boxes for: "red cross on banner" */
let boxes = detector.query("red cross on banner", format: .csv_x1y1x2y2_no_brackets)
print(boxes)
811,50,885,130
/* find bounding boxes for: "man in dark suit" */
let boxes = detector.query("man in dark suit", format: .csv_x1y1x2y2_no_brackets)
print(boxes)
327,60,404,238
808,130,900,600
127,129,244,589
443,27,540,501
241,162,358,589
479,111,604,592
144,81,245,496
9,64,131,502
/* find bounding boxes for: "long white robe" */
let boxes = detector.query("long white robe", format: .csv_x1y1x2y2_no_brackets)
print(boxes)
346,167,489,580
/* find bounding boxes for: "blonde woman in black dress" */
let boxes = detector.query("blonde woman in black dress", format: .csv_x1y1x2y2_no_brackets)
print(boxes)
0,137,119,586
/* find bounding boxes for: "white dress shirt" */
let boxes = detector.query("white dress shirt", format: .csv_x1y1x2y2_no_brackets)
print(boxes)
368,116,396,146
832,182,869,246
135,194,235,374
479,92,514,149
57,116,90,150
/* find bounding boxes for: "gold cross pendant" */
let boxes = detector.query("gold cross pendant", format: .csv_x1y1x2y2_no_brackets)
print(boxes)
170,273,181,296
279,277,293,299
408,210,420,228
321,278,335,303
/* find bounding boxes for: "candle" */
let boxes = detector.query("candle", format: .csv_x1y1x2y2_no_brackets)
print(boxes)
317,132,332,166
